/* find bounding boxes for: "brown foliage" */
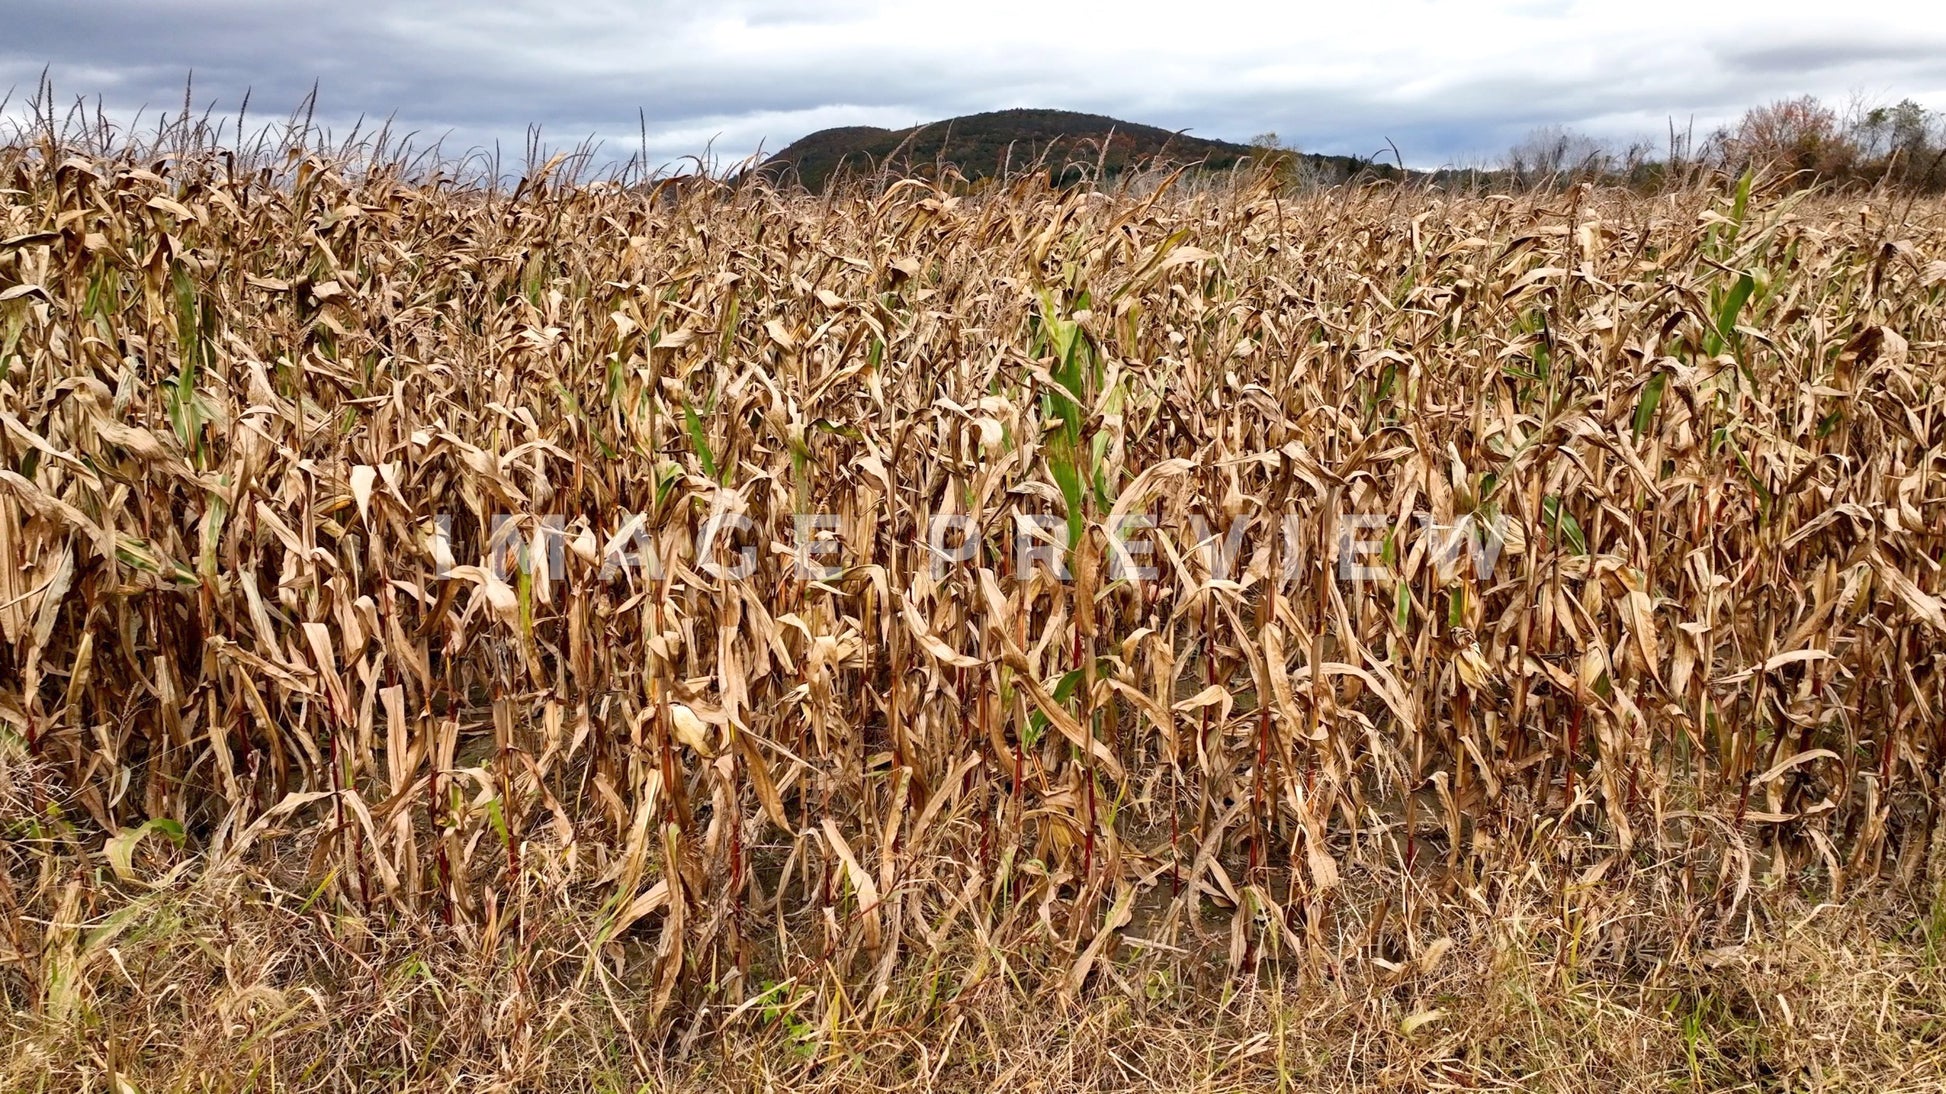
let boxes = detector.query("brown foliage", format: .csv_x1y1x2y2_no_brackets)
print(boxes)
1,135,1945,1086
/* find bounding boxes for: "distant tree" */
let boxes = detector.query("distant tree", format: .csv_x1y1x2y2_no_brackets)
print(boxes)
1504,125,1611,185
1849,98,1945,188
1854,99,1930,158
1246,131,1305,187
1714,96,1856,179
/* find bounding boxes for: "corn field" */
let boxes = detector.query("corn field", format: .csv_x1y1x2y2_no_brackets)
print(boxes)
2,131,1946,1082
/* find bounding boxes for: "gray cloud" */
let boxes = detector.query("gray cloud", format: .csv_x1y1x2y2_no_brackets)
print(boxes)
4,0,1942,170
1717,38,1946,76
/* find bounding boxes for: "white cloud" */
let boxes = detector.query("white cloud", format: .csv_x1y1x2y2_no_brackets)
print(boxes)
3,0,1942,169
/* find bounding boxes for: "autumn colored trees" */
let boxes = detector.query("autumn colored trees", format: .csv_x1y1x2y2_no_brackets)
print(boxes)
1504,94,1946,190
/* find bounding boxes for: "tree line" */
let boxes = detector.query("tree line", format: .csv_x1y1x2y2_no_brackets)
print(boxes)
1500,95,1946,190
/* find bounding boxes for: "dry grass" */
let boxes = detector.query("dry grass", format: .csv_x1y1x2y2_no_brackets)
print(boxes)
1,125,1945,1090
1,836,1943,1090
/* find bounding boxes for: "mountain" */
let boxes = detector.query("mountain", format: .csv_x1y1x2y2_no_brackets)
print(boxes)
758,108,1388,191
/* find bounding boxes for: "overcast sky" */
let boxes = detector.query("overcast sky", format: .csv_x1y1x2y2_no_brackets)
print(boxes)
4,0,1943,171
